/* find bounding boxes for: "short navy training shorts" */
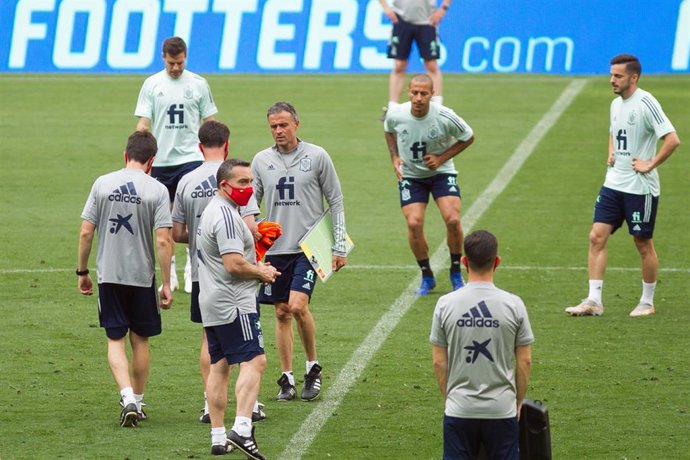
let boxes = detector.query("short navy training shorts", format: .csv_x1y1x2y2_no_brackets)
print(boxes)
387,18,440,61
593,186,658,239
257,253,316,304
205,313,264,365
97,281,161,340
399,174,461,207
151,161,203,202
443,415,519,460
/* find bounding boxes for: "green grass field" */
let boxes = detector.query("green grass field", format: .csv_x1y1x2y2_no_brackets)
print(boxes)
1,73,689,459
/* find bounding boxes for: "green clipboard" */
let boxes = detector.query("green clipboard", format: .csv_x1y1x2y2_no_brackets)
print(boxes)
298,208,354,282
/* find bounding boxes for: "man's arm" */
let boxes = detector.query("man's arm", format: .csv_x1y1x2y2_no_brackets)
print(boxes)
430,0,451,26
155,227,173,309
136,117,151,132
202,115,216,123
172,221,188,244
384,131,403,181
77,220,96,295
432,344,449,398
378,0,398,23
607,134,615,166
222,253,279,283
515,344,532,416
423,135,475,170
632,132,681,174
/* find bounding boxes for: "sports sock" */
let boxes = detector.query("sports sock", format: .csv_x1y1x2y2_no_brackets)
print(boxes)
640,281,656,305
185,247,191,270
211,426,227,445
232,416,253,437
588,280,603,305
253,400,260,412
204,392,209,413
417,259,434,279
134,393,144,410
120,387,135,406
306,360,319,374
283,371,295,386
450,253,462,273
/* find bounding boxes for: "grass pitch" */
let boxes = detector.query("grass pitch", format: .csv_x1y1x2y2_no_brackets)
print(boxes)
1,73,689,459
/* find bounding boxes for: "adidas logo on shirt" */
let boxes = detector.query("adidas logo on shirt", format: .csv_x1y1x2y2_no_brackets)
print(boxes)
191,175,217,198
456,301,499,328
108,181,142,204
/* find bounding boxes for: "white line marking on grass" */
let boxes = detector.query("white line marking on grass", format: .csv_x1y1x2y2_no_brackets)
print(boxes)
277,78,588,460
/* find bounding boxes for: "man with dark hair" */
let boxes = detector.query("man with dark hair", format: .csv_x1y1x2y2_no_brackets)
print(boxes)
252,101,348,402
430,230,533,459
384,74,475,295
77,130,173,427
135,36,218,293
172,120,263,424
566,54,680,317
196,158,278,457
379,0,451,112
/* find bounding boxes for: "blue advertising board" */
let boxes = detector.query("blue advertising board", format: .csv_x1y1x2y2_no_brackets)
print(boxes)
1,0,688,74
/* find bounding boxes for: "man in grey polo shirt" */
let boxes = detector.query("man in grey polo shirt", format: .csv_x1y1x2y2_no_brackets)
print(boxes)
430,230,533,459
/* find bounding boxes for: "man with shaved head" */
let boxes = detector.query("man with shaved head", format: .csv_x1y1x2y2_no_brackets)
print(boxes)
383,74,475,295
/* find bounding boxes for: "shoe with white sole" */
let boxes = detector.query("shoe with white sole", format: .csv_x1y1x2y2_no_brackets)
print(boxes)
629,302,655,317
565,299,603,316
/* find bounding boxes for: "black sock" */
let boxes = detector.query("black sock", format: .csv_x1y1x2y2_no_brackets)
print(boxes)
417,259,434,278
450,253,462,273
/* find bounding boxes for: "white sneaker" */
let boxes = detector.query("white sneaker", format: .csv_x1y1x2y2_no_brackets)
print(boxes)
629,302,655,317
160,273,179,292
565,299,603,316
184,264,192,294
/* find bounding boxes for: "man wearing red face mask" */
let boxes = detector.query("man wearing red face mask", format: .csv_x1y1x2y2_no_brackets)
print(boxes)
196,158,279,458
171,120,265,425
77,130,173,428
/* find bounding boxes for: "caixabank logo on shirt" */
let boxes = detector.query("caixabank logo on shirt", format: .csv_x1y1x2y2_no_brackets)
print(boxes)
108,182,142,204
456,301,499,328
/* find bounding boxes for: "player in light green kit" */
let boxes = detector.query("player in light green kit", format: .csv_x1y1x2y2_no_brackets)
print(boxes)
384,74,475,295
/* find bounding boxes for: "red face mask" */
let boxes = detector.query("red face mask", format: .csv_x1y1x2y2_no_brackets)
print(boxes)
221,181,253,206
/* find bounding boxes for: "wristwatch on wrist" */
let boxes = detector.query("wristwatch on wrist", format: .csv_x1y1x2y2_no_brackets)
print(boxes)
76,268,89,276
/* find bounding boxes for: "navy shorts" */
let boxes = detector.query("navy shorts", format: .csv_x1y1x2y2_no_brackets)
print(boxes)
399,174,461,207
205,313,264,365
593,186,658,239
387,18,440,61
151,161,203,202
97,281,161,340
443,415,519,460
190,281,202,323
257,253,316,304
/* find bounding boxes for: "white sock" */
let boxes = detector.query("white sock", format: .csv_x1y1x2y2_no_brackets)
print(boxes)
283,371,295,386
204,392,209,413
431,95,443,105
588,280,603,305
253,400,260,412
171,256,177,279
232,416,253,437
120,387,135,406
211,426,227,445
640,281,656,305
134,393,144,410
306,360,319,374
185,247,191,271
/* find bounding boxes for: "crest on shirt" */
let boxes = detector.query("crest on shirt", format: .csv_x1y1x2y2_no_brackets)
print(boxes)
299,158,312,172
399,129,409,144
627,110,637,126
427,124,440,139
184,85,194,100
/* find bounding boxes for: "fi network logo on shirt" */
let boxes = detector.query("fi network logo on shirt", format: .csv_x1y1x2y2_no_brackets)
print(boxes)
108,182,142,204
456,301,499,328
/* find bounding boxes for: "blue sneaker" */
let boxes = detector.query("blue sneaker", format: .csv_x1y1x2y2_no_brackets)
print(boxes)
416,277,436,295
450,272,465,291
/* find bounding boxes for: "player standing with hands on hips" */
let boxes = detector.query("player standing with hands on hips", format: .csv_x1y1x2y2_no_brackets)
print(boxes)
566,54,680,317
135,36,218,293
252,101,348,403
384,74,475,295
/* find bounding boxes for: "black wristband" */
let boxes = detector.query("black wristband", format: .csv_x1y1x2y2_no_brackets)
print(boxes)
76,268,89,276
